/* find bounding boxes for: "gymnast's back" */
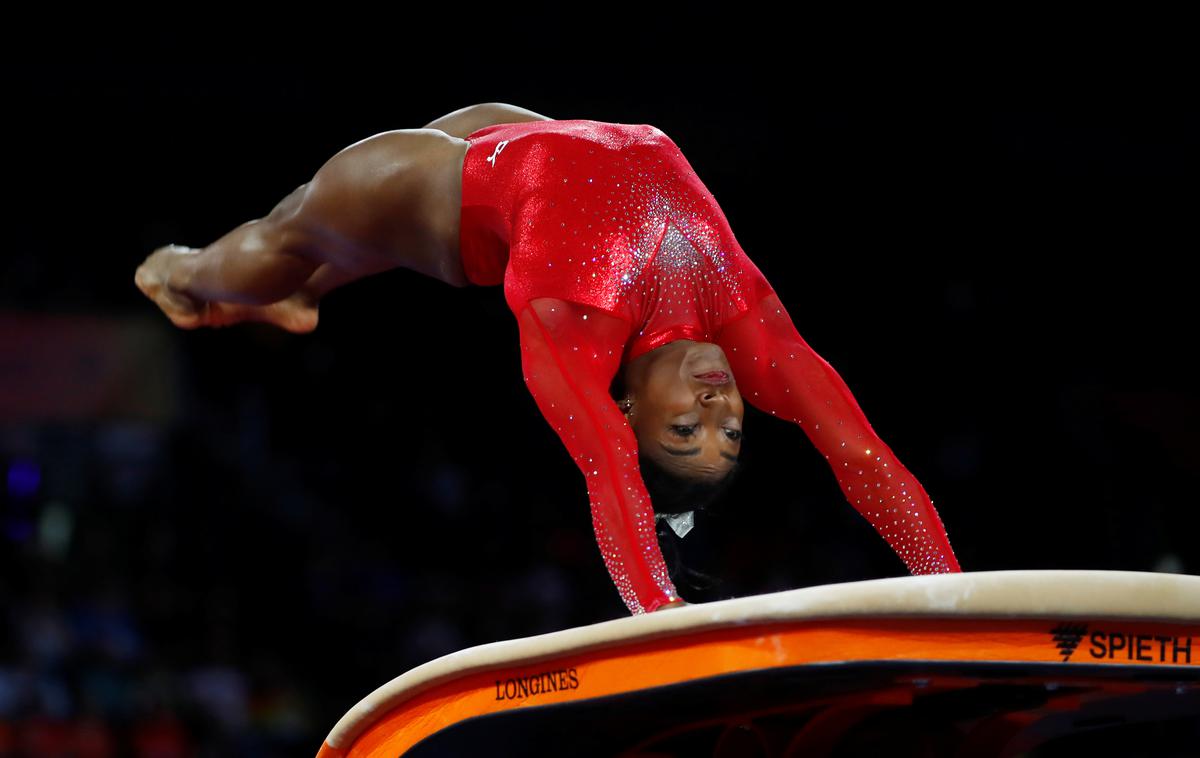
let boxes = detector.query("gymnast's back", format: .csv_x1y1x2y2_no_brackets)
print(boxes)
456,118,775,340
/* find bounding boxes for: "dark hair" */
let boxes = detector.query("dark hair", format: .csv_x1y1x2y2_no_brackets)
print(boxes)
641,453,741,597
638,453,741,515
609,368,629,400
657,520,720,597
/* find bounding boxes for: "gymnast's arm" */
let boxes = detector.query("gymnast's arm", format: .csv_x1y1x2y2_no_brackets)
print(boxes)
715,291,961,574
423,102,554,138
515,297,684,614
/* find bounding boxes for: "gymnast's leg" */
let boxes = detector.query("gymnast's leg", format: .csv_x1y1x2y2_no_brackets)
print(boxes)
189,262,362,334
134,127,472,330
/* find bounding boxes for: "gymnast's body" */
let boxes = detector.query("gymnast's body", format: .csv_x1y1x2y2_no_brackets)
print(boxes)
135,103,961,615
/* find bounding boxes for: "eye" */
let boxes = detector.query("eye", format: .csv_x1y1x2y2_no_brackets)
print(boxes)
671,424,696,437
724,429,743,442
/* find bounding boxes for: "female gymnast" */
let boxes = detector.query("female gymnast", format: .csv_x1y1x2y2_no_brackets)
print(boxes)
134,103,961,615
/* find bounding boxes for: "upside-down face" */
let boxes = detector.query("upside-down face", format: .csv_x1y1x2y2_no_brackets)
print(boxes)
619,340,744,482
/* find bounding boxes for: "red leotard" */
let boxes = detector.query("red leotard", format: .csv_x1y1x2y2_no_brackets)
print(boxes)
459,119,961,615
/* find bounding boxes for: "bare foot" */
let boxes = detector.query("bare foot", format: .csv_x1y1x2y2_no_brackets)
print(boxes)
134,246,207,329
204,294,320,334
136,245,319,333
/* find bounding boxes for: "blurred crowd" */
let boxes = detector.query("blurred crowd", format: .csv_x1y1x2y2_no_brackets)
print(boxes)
4,259,1199,754
0,316,657,756
1,422,309,756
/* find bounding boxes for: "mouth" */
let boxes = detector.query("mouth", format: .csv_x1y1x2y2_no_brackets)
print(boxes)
692,371,730,385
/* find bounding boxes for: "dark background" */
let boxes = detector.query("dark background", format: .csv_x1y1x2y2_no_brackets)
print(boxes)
1,25,1196,756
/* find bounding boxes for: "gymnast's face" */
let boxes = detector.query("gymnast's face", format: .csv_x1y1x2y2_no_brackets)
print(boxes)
620,340,744,481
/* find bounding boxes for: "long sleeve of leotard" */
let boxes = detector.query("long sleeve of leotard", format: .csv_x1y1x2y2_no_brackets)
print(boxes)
715,292,961,574
515,296,683,615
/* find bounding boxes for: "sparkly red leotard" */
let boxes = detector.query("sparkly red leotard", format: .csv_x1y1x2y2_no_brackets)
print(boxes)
459,119,961,615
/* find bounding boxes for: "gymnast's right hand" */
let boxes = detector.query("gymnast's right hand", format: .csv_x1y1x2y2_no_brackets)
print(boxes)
655,599,690,612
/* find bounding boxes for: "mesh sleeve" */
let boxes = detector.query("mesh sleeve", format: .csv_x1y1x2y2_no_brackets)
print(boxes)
516,297,683,614
715,292,961,574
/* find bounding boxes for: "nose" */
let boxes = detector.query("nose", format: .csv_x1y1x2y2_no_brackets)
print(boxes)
698,389,725,406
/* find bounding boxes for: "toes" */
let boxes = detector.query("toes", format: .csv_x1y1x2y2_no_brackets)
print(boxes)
134,266,159,296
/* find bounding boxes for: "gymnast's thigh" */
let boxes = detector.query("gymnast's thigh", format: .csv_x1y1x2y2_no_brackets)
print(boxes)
299,128,472,286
